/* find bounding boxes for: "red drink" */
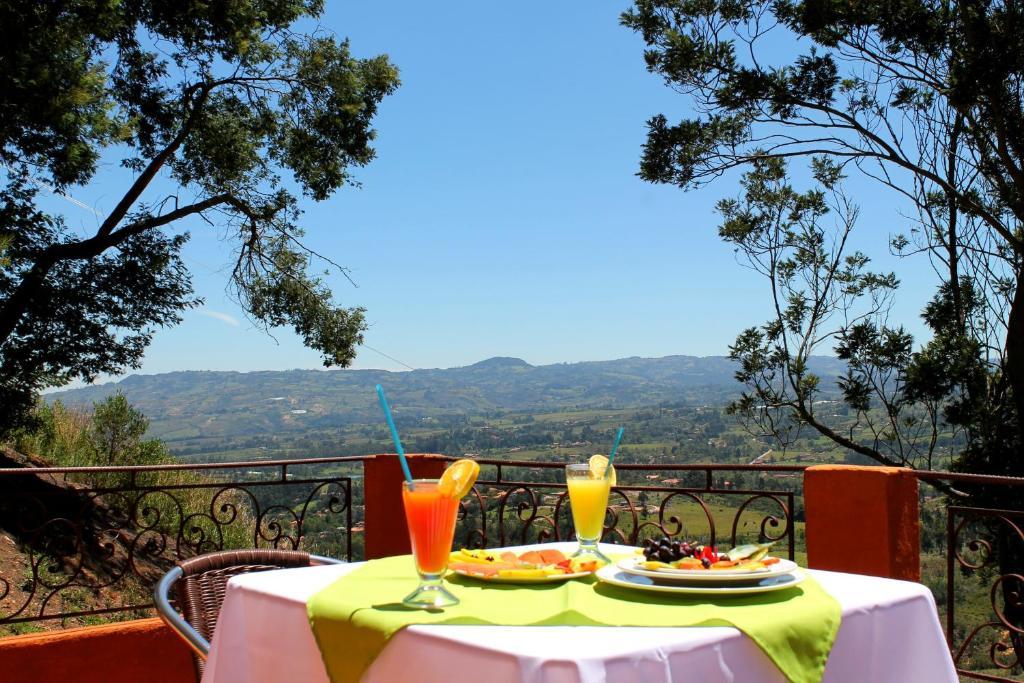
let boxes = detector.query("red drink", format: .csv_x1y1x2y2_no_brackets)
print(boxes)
403,480,460,575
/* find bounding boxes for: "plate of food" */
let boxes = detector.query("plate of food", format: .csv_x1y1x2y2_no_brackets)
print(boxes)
623,539,798,583
448,548,601,583
596,563,805,595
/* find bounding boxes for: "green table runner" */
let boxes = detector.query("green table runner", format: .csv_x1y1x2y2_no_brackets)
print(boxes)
307,554,840,683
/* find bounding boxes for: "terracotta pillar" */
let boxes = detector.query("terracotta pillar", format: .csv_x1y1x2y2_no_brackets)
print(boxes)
803,464,920,581
362,453,448,560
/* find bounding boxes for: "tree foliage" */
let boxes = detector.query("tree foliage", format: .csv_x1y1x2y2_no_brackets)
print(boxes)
15,393,168,468
0,0,400,434
622,0,1024,478
91,392,151,466
719,156,1005,474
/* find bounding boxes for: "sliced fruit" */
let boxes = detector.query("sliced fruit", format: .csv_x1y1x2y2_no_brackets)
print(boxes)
449,563,503,576
450,550,496,564
710,560,739,569
672,558,703,570
497,568,549,579
725,542,774,562
762,557,781,566
570,559,600,573
734,561,766,571
438,458,480,499
587,454,617,485
639,560,673,570
518,550,546,566
537,548,567,564
452,547,600,578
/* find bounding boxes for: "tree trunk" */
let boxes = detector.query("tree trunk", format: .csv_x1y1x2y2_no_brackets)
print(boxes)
1004,269,1024,459
995,270,1024,642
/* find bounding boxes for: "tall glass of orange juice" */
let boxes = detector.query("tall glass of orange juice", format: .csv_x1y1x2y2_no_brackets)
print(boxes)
565,459,613,564
402,479,461,608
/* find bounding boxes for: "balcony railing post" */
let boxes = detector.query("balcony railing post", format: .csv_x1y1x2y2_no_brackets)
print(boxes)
362,453,448,560
804,465,920,581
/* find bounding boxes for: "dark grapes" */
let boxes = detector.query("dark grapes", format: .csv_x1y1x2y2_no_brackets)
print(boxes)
642,536,702,562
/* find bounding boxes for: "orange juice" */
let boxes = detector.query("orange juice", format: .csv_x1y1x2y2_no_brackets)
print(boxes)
566,476,611,540
564,462,614,565
402,481,460,575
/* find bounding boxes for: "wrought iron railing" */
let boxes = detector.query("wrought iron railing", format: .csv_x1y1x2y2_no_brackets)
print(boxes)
0,456,360,626
915,471,1024,682
0,455,1020,682
453,459,803,559
0,456,803,628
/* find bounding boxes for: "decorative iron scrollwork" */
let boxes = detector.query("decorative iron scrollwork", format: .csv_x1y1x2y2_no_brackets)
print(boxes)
947,507,1024,681
0,473,351,626
453,479,796,562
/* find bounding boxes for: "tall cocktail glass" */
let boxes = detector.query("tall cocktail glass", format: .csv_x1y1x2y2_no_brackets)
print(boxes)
565,463,612,564
402,479,460,608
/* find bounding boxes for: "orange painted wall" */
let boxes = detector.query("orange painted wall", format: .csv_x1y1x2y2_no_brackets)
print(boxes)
0,617,195,683
804,464,920,581
363,453,448,559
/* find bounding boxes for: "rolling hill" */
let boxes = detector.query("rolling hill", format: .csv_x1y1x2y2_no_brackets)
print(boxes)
47,355,846,442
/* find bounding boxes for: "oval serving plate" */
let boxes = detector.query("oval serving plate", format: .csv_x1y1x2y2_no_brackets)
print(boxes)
596,564,805,595
450,568,593,584
617,557,800,583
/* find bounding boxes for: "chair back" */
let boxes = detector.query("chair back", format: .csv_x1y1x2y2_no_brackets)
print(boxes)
155,549,342,680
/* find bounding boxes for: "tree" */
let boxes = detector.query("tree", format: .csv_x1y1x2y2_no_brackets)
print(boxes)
621,0,1023,478
719,155,996,473
0,1,400,434
90,392,156,466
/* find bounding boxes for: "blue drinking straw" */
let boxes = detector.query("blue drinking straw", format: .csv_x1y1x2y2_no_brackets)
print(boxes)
605,427,624,478
376,384,414,488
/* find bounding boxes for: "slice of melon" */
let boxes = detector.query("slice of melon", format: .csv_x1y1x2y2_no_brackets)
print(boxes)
537,548,567,564
517,550,546,566
449,562,502,577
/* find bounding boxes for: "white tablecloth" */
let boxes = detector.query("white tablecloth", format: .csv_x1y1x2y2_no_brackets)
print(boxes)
202,542,956,683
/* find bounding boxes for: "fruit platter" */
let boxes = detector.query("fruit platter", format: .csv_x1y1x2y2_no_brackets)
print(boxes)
617,538,799,584
448,548,603,583
591,537,805,596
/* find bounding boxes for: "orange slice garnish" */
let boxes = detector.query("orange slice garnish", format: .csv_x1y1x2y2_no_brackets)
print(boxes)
438,459,480,499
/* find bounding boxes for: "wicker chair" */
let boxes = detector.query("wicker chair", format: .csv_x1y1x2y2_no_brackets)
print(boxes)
154,549,343,679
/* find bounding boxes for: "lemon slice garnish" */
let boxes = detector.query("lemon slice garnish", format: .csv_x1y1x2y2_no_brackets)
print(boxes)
588,454,616,485
438,458,480,499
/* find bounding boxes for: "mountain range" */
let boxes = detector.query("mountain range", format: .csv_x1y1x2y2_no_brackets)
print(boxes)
47,355,846,442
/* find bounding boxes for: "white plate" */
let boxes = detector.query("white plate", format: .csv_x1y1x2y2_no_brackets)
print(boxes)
596,564,806,595
618,557,800,583
450,568,593,584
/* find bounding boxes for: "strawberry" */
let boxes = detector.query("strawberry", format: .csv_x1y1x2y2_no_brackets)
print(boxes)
699,545,718,563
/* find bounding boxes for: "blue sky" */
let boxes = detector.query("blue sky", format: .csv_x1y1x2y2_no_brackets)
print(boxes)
45,1,939,378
